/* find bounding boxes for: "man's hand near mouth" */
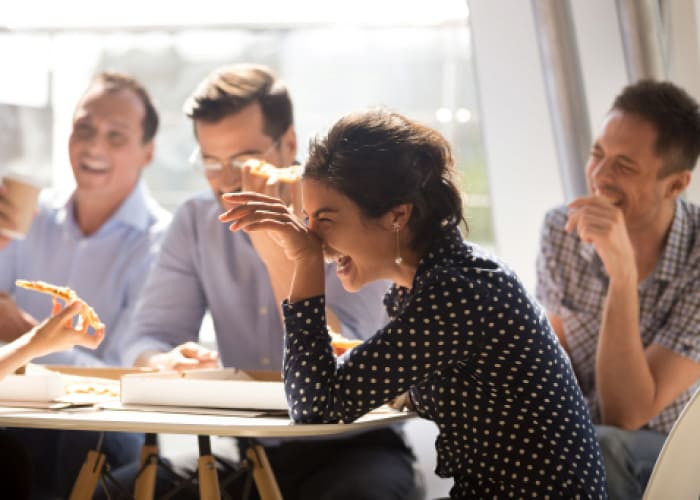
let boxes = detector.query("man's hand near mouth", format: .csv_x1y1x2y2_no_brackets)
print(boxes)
566,194,637,284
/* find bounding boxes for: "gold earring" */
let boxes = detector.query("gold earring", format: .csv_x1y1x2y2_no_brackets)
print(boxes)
393,222,403,265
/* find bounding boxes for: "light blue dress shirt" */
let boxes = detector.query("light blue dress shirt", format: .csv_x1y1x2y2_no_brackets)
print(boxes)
0,181,171,366
120,191,389,370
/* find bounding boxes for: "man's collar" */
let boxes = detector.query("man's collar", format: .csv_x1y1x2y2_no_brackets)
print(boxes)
60,180,152,234
655,198,688,282
577,198,689,282
578,240,597,263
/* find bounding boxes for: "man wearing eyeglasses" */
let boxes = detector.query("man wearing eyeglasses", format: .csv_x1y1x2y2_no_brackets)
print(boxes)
116,64,421,500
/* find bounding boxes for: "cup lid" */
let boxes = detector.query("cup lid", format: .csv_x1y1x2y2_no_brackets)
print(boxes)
2,172,45,188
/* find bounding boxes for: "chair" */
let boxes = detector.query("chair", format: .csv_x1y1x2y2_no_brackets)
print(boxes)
643,386,700,500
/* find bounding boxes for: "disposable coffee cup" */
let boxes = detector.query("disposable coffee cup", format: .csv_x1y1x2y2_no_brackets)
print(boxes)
0,173,42,240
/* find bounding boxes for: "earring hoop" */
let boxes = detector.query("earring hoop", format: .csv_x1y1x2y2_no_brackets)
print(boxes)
393,222,403,265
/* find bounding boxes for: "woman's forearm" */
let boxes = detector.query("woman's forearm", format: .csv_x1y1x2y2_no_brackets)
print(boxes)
289,255,326,304
0,331,40,380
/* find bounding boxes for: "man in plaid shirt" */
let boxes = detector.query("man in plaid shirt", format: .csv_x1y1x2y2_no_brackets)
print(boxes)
537,80,700,500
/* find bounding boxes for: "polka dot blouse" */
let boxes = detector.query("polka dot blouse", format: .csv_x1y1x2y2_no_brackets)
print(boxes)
282,229,607,499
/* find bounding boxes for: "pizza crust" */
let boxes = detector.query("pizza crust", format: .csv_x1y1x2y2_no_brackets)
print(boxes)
15,279,105,330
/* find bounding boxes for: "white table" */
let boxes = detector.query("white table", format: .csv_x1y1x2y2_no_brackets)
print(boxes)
0,405,413,500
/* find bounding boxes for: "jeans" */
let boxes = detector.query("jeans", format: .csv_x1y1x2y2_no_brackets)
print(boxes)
5,428,143,499
100,428,424,500
596,424,667,500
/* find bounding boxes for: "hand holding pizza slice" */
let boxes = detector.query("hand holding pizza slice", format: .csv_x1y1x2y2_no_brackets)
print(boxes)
15,280,105,332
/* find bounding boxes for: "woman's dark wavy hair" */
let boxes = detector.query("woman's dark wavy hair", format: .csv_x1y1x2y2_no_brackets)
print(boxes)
304,109,466,250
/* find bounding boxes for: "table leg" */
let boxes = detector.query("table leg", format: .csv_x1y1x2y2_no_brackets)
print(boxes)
134,433,159,500
245,444,283,500
198,435,221,500
68,449,106,500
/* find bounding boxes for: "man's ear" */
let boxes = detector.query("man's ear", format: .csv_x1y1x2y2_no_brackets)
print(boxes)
141,141,154,169
280,125,297,166
666,170,691,198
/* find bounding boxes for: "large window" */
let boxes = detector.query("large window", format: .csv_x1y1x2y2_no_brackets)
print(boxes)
1,2,492,243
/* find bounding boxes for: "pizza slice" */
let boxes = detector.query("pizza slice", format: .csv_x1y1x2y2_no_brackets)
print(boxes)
244,159,304,184
15,279,105,330
329,331,363,356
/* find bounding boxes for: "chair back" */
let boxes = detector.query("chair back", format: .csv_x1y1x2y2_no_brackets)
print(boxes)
643,386,700,500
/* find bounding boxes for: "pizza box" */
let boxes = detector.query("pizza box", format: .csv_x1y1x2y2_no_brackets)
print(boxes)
0,371,64,402
43,365,155,380
120,368,288,411
0,365,154,404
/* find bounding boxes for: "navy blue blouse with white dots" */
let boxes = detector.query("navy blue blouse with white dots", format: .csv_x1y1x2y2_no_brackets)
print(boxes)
282,229,607,499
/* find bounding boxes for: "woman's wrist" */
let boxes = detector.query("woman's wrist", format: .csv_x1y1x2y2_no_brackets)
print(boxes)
11,329,41,365
289,255,325,303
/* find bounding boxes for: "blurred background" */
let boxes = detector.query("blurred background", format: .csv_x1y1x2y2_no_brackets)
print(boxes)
0,1,493,246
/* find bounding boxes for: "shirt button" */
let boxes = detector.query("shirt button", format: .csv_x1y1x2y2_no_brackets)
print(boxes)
259,306,268,316
261,357,270,366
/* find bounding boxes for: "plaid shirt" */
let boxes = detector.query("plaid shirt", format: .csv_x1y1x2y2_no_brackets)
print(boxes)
536,198,700,434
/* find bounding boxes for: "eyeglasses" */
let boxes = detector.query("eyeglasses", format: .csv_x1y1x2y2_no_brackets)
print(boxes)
189,139,280,177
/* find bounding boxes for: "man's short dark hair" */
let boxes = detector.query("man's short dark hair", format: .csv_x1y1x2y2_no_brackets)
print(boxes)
87,72,159,144
183,64,293,140
612,80,700,175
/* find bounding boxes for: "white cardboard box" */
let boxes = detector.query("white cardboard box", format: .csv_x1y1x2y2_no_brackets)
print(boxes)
120,368,288,411
0,365,153,404
0,372,64,402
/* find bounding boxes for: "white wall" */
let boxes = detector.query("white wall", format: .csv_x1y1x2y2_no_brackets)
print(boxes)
668,0,700,202
570,0,628,129
469,0,563,291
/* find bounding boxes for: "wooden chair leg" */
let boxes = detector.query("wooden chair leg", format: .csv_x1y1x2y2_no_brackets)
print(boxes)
246,444,283,500
134,433,159,500
68,449,106,500
198,435,221,500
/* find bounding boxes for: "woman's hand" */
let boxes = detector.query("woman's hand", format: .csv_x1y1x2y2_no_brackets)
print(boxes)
28,301,105,357
388,391,414,412
240,161,304,219
219,192,322,263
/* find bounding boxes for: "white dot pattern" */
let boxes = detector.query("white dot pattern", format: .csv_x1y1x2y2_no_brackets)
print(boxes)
283,229,607,499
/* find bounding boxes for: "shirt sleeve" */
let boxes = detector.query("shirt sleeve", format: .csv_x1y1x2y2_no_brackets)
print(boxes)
37,220,168,367
117,205,207,366
0,239,19,292
282,269,487,424
9,223,106,366
535,208,568,318
36,345,106,366
653,283,700,363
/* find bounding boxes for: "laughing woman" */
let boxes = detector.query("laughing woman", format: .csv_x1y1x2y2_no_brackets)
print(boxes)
220,110,607,499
